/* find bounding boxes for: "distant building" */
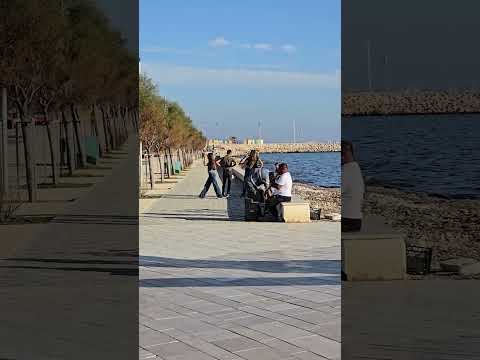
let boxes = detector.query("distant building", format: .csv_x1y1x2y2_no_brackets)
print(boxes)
208,139,225,146
226,136,239,144
244,138,264,145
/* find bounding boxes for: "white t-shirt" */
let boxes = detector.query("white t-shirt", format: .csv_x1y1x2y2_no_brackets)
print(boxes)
342,161,365,219
275,172,293,197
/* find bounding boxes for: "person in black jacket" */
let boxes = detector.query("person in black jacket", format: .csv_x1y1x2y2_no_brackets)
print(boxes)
220,150,237,197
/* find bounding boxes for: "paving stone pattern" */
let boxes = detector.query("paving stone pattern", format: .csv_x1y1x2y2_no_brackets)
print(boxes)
140,164,341,359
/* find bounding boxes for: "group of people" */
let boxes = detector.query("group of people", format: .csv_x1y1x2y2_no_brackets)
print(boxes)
199,149,293,221
199,150,237,199
200,140,365,227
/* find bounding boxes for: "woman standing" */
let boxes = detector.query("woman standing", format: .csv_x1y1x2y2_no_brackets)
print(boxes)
240,149,264,197
199,153,223,198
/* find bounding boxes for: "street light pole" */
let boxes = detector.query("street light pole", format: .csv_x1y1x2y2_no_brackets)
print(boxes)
293,119,296,144
367,40,373,91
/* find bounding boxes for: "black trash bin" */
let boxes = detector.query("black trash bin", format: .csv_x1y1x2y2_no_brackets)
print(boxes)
406,245,432,275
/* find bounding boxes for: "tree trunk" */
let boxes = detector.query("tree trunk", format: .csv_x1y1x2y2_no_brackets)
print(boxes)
177,149,183,170
15,122,20,188
139,141,144,188
43,109,57,185
71,104,86,168
107,111,116,150
110,105,118,149
158,152,164,183
164,149,171,178
168,147,175,175
146,147,154,189
101,106,110,153
61,110,74,176
91,104,103,158
20,117,37,202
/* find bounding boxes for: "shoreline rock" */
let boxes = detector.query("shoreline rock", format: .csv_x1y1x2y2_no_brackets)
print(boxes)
293,182,341,217
363,185,480,268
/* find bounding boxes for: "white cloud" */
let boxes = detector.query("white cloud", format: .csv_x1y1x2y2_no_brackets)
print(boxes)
141,63,340,89
240,43,252,49
141,47,194,55
253,43,273,51
208,37,231,47
281,44,297,53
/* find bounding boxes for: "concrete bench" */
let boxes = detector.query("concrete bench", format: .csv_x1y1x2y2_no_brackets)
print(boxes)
232,166,310,223
342,215,406,281
278,197,310,223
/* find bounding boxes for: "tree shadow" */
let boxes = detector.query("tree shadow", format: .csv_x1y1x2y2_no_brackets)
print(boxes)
140,255,340,275
1,257,138,276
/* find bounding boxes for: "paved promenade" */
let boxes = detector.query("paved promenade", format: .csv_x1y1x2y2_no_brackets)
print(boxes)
140,164,341,360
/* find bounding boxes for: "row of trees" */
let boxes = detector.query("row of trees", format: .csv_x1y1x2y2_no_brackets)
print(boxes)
0,0,138,202
139,74,206,189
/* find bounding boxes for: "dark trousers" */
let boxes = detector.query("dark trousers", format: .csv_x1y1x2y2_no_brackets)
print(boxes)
342,218,362,232
222,168,232,196
241,168,252,196
200,170,222,197
267,195,291,217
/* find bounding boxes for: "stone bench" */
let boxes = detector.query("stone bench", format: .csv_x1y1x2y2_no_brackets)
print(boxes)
342,215,406,280
232,166,310,223
278,197,310,223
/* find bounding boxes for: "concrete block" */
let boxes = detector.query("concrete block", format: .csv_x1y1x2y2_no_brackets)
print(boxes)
342,216,406,280
459,262,480,276
325,213,341,221
440,258,477,273
279,202,311,223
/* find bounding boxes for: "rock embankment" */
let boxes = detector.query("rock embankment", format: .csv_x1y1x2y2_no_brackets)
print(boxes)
363,186,480,270
343,90,480,115
216,143,339,155
293,182,341,218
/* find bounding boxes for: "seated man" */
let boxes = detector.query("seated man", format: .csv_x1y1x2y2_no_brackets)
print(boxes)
266,163,292,220
341,140,365,232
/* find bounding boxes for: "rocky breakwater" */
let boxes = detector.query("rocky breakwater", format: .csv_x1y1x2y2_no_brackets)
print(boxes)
217,142,339,155
343,90,480,115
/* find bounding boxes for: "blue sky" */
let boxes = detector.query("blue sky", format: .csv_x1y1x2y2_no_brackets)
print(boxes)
140,0,340,143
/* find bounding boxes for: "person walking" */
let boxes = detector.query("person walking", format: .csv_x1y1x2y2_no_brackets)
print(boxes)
239,150,264,197
199,153,223,198
220,149,237,197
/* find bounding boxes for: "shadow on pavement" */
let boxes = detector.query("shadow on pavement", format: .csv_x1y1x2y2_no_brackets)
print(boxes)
140,256,340,274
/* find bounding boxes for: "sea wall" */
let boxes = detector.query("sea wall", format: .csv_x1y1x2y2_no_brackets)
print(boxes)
215,142,339,155
343,90,480,115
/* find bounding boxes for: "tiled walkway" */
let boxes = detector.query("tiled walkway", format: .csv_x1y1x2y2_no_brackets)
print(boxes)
140,164,341,359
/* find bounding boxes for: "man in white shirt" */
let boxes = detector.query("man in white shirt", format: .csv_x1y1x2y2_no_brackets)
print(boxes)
341,140,365,232
267,163,292,220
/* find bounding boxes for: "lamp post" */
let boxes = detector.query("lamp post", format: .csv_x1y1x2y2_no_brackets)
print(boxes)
293,119,296,144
